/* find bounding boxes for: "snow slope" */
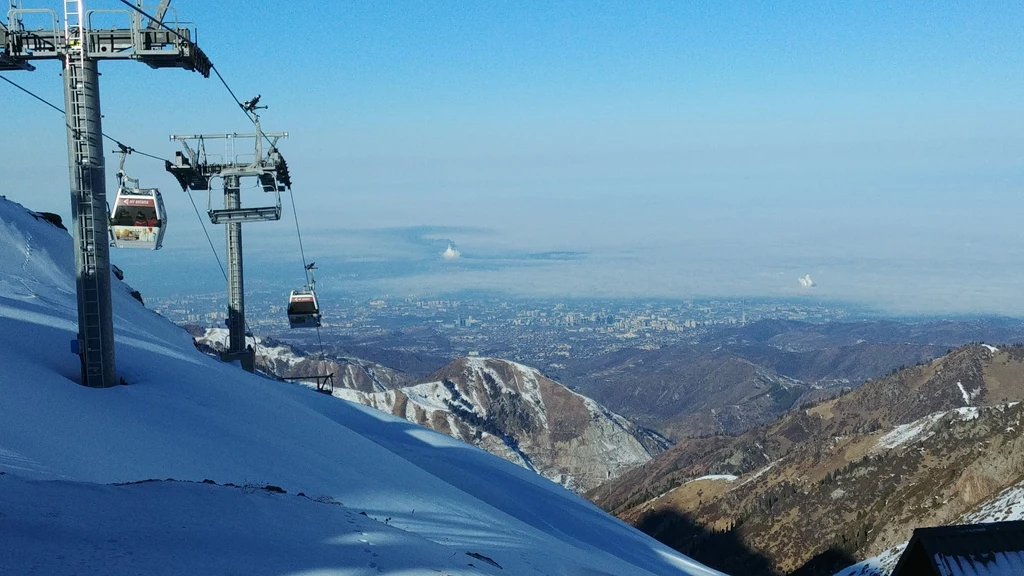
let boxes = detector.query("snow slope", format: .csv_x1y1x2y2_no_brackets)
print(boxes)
0,473,483,576
0,196,721,576
196,329,663,493
197,327,410,393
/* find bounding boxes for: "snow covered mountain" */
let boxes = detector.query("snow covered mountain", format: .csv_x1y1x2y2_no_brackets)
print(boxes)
338,356,671,492
191,330,669,493
193,327,412,393
0,195,721,576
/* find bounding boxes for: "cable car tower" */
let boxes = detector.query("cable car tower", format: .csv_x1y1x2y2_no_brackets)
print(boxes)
167,97,291,373
0,0,211,388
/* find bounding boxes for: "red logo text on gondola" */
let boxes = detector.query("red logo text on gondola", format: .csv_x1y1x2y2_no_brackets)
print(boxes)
120,198,155,207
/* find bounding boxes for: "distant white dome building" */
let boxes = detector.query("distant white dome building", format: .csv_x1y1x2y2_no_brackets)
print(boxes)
442,243,461,260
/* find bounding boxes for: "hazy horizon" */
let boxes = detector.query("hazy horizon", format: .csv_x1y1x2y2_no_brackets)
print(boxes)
3,1,1023,316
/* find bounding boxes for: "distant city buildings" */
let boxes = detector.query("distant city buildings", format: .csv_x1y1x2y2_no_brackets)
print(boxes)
150,291,853,370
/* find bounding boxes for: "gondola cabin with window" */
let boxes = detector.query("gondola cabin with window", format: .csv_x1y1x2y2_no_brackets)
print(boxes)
287,289,321,328
109,187,166,250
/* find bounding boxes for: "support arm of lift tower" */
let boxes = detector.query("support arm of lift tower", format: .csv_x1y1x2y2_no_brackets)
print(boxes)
0,1,211,388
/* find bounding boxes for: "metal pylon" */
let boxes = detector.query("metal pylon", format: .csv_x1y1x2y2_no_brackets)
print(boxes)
168,110,290,374
2,1,212,388
224,175,246,357
64,0,115,387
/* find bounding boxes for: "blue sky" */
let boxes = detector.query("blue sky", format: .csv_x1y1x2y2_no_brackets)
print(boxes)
3,1,1024,313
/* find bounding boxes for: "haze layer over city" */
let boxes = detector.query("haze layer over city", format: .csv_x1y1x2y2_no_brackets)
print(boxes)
5,0,1024,317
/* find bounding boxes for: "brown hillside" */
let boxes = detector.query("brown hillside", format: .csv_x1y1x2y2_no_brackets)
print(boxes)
588,344,1024,575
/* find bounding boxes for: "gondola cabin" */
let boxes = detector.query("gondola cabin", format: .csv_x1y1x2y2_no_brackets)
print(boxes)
109,187,166,250
287,289,321,328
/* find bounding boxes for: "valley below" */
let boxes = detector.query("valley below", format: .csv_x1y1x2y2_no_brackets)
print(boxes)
216,316,1024,576
589,344,1024,575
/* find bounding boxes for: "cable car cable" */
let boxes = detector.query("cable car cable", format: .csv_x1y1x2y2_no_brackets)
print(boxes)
186,190,227,281
0,74,63,114
2,73,279,376
116,1,260,129
286,188,326,361
1,74,169,163
288,189,311,287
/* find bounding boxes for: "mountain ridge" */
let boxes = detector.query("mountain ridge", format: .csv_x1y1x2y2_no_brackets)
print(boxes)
589,344,1024,575
556,339,951,440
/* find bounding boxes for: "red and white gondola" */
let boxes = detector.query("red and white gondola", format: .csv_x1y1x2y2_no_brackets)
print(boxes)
109,185,166,250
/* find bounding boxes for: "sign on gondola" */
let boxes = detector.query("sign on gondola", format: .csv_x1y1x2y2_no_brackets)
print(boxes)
110,187,166,250
109,146,166,250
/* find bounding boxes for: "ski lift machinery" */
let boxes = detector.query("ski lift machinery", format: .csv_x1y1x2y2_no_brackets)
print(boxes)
288,262,321,328
109,144,166,250
165,96,300,372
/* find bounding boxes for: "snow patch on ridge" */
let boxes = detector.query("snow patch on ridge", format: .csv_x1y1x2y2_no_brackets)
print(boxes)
953,381,981,406
964,478,1024,524
873,407,982,452
833,544,904,576
688,475,739,484
957,381,970,405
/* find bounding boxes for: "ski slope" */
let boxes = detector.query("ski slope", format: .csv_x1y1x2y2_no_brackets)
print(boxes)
0,196,723,575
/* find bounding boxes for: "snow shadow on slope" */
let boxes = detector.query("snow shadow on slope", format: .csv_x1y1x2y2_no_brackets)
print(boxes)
637,508,776,575
288,385,723,576
0,473,499,576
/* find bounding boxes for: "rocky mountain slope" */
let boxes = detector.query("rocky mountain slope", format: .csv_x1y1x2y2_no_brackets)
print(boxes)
557,340,946,440
192,329,667,493
336,356,670,492
588,344,1024,575
835,474,1024,576
192,327,412,393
